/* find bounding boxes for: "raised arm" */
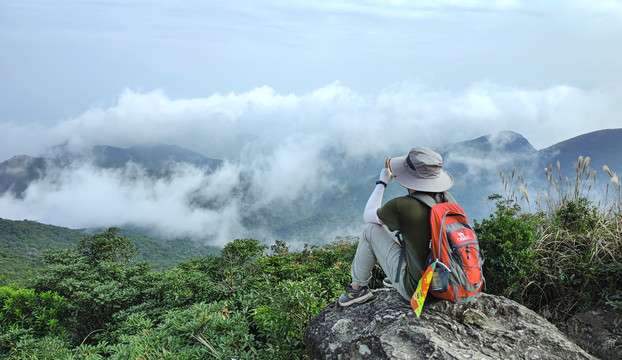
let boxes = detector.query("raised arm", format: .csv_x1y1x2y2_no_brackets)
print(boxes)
363,157,393,224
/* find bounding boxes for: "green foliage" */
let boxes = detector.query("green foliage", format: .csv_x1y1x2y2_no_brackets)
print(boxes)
476,157,622,323
3,335,74,360
475,194,622,322
0,218,85,286
529,201,622,322
474,194,538,301
34,228,155,345
249,279,325,358
0,218,218,286
554,198,599,233
0,285,68,357
107,301,256,359
76,227,137,264
1,230,370,359
106,237,364,359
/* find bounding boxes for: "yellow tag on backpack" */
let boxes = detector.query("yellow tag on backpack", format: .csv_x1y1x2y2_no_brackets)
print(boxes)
411,261,436,317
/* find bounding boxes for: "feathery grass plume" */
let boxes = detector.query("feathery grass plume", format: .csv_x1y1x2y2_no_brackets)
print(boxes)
573,156,586,199
539,156,602,217
575,156,583,174
500,169,509,197
601,164,621,216
545,165,552,185
195,334,222,359
499,168,531,209
582,156,590,173
519,184,529,205
612,174,621,214
541,190,551,211
612,174,620,187
603,165,612,177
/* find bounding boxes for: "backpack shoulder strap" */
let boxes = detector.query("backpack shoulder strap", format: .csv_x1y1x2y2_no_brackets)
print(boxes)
442,191,457,204
408,192,436,208
398,191,458,283
408,191,457,208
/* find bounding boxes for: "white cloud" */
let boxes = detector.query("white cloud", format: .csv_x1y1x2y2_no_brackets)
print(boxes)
0,160,246,246
2,81,621,160
1,81,621,245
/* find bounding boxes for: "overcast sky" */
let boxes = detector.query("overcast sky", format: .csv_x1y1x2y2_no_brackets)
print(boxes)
1,0,622,158
1,0,621,242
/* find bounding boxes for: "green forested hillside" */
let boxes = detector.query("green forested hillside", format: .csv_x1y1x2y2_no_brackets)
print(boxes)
0,218,217,285
0,219,85,285
0,229,366,359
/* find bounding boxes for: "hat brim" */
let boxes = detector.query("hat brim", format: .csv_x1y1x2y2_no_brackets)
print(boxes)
389,155,454,192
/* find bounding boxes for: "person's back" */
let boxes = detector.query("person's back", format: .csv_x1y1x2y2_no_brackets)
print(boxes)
377,195,431,297
339,147,454,306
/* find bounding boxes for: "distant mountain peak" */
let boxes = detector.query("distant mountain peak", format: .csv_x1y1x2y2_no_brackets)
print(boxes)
488,130,524,142
488,131,536,153
539,128,622,175
59,143,223,172
448,130,536,155
0,143,223,198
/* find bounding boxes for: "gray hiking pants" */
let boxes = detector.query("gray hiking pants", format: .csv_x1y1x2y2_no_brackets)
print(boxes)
351,223,410,301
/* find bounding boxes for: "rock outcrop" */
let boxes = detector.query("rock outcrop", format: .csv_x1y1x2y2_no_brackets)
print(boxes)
559,292,622,360
304,289,596,360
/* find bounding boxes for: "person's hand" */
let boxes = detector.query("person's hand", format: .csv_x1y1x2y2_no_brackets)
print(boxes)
379,157,393,184
385,157,392,171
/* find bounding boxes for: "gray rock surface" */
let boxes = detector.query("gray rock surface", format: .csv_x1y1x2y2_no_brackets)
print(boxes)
559,292,622,360
305,289,596,360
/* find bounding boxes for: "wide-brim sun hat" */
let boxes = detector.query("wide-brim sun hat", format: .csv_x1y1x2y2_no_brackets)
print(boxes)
389,147,454,192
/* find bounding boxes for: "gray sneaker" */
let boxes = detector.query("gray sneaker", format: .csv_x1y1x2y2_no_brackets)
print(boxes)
338,284,373,307
383,278,394,288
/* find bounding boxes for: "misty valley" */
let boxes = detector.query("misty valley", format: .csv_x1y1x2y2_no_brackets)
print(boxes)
1,129,621,248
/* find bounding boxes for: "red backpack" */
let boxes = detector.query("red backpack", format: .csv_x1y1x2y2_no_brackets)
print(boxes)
410,193,484,303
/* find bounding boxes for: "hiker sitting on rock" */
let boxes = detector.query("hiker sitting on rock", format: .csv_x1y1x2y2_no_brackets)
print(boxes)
339,147,455,306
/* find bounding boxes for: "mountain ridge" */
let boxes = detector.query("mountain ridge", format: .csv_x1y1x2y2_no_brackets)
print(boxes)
538,128,622,180
1,129,620,244
0,144,222,198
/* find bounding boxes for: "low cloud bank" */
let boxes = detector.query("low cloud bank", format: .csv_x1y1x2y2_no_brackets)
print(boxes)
1,82,620,245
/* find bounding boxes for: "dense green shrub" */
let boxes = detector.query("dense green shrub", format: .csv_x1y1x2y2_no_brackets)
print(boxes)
0,224,436,358
33,228,155,345
474,194,538,302
106,301,256,359
0,286,68,357
554,197,599,233
3,335,74,360
249,279,326,359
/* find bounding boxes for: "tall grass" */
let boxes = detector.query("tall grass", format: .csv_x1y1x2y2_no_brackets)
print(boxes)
483,156,622,323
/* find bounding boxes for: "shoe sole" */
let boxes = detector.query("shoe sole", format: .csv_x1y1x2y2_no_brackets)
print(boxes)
338,291,373,307
383,280,394,288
